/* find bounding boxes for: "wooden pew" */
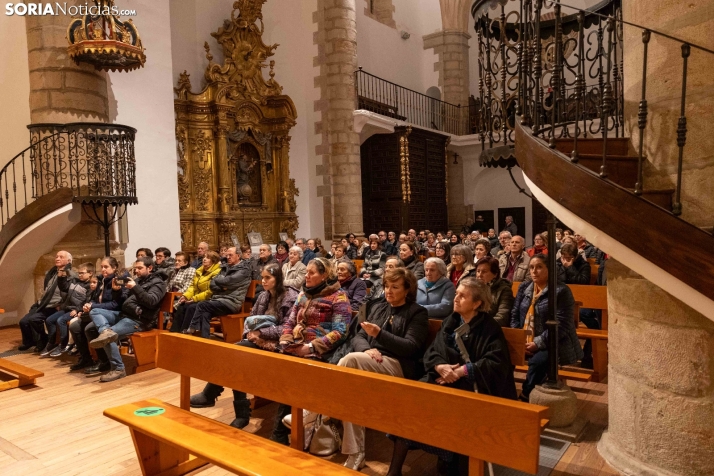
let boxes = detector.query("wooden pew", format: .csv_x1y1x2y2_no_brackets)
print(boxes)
127,292,181,374
106,333,548,476
219,280,259,344
0,359,44,391
353,259,364,272
568,285,608,382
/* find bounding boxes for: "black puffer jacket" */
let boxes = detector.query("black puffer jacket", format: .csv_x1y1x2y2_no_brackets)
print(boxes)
352,301,429,380
114,273,167,328
557,254,591,285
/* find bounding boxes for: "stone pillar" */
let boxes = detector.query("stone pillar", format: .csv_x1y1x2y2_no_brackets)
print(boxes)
25,3,109,123
425,0,472,231
25,5,122,297
623,0,714,227
314,0,364,239
598,259,714,476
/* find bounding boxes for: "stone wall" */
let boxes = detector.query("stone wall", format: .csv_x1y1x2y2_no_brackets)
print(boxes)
623,0,714,227
362,0,396,29
599,259,714,475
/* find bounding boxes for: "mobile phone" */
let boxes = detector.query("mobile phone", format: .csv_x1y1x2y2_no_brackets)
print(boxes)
114,278,125,285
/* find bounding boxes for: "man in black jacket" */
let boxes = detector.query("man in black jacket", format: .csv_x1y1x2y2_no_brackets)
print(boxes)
89,257,166,382
18,250,74,351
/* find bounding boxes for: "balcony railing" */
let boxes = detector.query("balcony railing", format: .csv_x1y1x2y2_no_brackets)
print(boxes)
355,68,476,136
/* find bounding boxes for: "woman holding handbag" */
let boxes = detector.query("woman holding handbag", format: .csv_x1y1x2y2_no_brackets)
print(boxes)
337,267,429,470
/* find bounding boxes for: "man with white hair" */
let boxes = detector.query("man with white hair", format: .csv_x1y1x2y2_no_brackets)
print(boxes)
18,250,75,351
190,241,209,268
490,231,512,257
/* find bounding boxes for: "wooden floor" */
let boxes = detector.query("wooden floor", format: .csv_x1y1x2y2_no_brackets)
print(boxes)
0,326,619,476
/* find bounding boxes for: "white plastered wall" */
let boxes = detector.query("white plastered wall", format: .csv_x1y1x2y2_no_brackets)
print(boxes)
0,14,31,168
108,0,182,257
169,0,320,240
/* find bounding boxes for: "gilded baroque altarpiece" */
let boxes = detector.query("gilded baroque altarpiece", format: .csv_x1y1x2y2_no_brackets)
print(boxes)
174,0,299,253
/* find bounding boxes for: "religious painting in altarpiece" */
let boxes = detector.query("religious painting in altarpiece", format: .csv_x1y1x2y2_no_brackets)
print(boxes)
174,0,299,254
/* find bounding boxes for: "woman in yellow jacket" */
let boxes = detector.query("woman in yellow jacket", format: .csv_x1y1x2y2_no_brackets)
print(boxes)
170,251,221,332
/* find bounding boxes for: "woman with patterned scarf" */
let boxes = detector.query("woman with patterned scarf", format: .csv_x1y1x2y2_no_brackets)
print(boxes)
275,257,352,444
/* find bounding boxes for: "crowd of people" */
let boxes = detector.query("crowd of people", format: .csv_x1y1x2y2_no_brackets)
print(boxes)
15,216,606,475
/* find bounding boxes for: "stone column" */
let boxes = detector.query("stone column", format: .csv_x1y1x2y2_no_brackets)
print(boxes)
26,3,109,123
314,0,364,239
599,260,714,476
25,5,122,297
424,0,472,230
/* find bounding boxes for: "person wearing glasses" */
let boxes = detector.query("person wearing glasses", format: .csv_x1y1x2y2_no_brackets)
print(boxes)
447,244,475,288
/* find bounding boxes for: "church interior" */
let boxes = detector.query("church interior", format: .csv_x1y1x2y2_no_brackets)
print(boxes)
0,0,712,475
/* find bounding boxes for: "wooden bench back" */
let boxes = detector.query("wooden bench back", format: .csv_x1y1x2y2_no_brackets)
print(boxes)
157,333,547,474
353,259,364,271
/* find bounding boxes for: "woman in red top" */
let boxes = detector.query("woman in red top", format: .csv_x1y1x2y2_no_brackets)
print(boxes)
527,233,548,257
446,244,475,288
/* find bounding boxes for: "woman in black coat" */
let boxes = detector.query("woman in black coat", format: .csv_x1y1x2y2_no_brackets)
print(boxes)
387,277,517,476
338,268,428,470
556,243,591,285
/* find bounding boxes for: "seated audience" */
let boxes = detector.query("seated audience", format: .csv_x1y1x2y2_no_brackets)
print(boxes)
557,243,591,285
499,235,531,282
153,247,175,281
379,230,397,256
332,243,351,266
339,268,429,470
41,262,93,357
436,232,445,243
185,247,252,338
449,234,460,246
487,229,499,250
416,258,455,319
296,237,316,265
136,248,153,259
490,231,512,257
360,235,387,288
398,233,408,246
527,233,548,257
18,250,74,352
69,257,127,373
168,251,195,293
314,237,328,258
356,237,370,258
445,230,453,241
171,251,221,333
399,241,425,280
326,241,338,259
219,242,232,261
282,246,307,290
337,261,368,312
510,254,583,401
190,263,300,431
473,237,491,263
276,258,351,444
89,257,166,382
447,244,475,288
341,236,358,260
190,241,209,268
556,234,582,259
425,233,437,255
574,233,604,263
435,242,451,266
252,244,277,287
475,256,514,327
274,241,290,266
388,277,517,476
370,257,405,300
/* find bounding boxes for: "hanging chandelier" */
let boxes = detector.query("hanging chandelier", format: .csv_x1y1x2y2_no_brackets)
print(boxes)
66,0,146,72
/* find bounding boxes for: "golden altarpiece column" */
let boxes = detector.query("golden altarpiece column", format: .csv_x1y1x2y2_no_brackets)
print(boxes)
174,0,299,253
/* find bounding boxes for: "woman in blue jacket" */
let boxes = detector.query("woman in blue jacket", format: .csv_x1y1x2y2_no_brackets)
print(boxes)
416,258,455,319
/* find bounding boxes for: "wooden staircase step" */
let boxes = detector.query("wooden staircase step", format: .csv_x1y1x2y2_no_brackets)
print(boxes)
554,137,630,156
630,188,675,211
576,154,639,189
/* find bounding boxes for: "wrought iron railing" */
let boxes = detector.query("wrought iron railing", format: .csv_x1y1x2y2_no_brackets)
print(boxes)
355,68,476,135
0,123,138,231
473,0,714,219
